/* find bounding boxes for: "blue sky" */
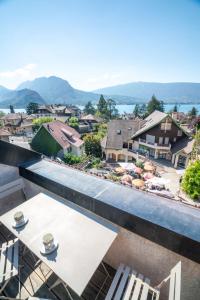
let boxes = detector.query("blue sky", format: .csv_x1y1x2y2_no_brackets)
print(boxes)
0,0,200,90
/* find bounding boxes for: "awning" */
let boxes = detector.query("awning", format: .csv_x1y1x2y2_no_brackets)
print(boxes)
0,192,118,296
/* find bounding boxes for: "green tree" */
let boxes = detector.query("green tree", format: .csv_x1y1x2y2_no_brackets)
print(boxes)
147,95,164,115
83,101,96,115
192,130,200,160
139,104,147,118
26,102,39,115
133,104,140,117
84,134,102,157
0,111,5,128
181,160,200,200
188,107,198,117
97,95,108,117
68,117,79,129
173,104,178,112
32,116,53,131
107,98,118,119
10,105,15,113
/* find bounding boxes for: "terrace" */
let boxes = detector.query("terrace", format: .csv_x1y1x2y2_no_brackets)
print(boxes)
0,140,200,300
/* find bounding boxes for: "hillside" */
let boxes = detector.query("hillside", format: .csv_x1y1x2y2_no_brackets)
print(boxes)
0,89,45,108
94,82,200,103
17,76,100,105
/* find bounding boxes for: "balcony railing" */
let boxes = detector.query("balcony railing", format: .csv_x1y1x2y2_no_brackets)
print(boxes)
139,138,171,149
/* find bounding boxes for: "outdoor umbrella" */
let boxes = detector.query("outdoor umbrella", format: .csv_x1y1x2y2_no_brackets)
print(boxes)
134,167,143,174
144,163,155,172
143,172,154,180
132,179,145,188
121,174,132,185
114,167,126,175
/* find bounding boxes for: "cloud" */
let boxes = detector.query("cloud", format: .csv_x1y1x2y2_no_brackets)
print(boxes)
0,64,37,79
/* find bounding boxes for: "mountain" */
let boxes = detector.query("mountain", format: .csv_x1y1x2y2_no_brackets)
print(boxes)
94,82,200,103
17,76,100,105
0,89,45,108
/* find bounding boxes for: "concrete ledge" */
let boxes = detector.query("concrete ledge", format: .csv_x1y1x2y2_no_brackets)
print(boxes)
19,159,200,264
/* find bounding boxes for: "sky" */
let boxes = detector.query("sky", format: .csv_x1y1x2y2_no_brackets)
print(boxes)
0,0,200,91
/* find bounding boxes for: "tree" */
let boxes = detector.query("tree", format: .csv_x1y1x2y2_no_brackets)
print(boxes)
0,111,5,128
32,116,53,131
83,101,96,115
26,102,39,115
97,95,107,117
68,117,79,129
192,130,200,160
133,104,140,117
188,107,198,117
173,104,178,112
139,104,147,118
107,98,118,119
146,95,164,115
181,160,200,200
10,105,15,113
84,134,102,157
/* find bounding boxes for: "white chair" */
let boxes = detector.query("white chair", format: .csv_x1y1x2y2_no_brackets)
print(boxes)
0,239,19,294
106,261,181,300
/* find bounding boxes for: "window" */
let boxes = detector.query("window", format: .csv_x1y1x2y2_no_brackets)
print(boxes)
161,123,165,130
177,130,182,137
161,123,171,130
123,142,128,149
158,137,163,145
173,137,177,142
164,137,169,145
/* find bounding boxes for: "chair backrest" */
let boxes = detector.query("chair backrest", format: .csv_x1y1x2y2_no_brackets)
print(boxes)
0,238,19,284
168,261,181,300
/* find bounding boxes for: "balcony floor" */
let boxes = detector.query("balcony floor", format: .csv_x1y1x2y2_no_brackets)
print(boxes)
0,224,115,300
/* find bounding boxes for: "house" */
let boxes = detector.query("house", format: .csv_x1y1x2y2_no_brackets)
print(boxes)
103,110,194,168
80,114,102,124
31,120,84,158
0,128,11,142
78,114,103,134
0,113,35,137
35,105,80,118
102,118,145,162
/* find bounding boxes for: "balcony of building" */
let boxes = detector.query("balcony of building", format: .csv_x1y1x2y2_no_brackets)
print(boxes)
138,138,171,150
0,141,200,300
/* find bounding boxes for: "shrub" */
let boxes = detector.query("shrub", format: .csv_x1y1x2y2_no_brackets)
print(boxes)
181,160,200,200
63,153,82,165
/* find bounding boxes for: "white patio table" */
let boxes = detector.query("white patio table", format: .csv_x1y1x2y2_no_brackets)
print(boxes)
0,192,118,296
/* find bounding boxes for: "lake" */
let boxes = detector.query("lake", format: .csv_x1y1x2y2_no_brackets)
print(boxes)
1,104,200,115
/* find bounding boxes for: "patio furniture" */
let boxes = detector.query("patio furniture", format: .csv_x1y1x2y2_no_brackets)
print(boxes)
106,261,181,300
0,193,118,297
0,239,19,294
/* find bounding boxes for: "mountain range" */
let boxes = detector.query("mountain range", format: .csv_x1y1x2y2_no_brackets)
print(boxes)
0,76,200,108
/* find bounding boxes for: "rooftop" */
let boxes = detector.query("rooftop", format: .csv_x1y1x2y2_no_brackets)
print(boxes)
105,119,145,149
41,120,84,149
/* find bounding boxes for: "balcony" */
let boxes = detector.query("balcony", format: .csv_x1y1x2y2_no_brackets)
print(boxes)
0,141,200,300
139,138,171,150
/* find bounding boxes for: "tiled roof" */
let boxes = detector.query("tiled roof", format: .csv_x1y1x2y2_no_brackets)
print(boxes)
132,110,167,138
43,120,84,149
80,114,102,122
1,113,27,120
0,128,11,136
105,119,145,149
171,137,194,155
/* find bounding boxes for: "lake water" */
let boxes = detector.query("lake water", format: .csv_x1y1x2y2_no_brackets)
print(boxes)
79,104,200,114
1,104,200,115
